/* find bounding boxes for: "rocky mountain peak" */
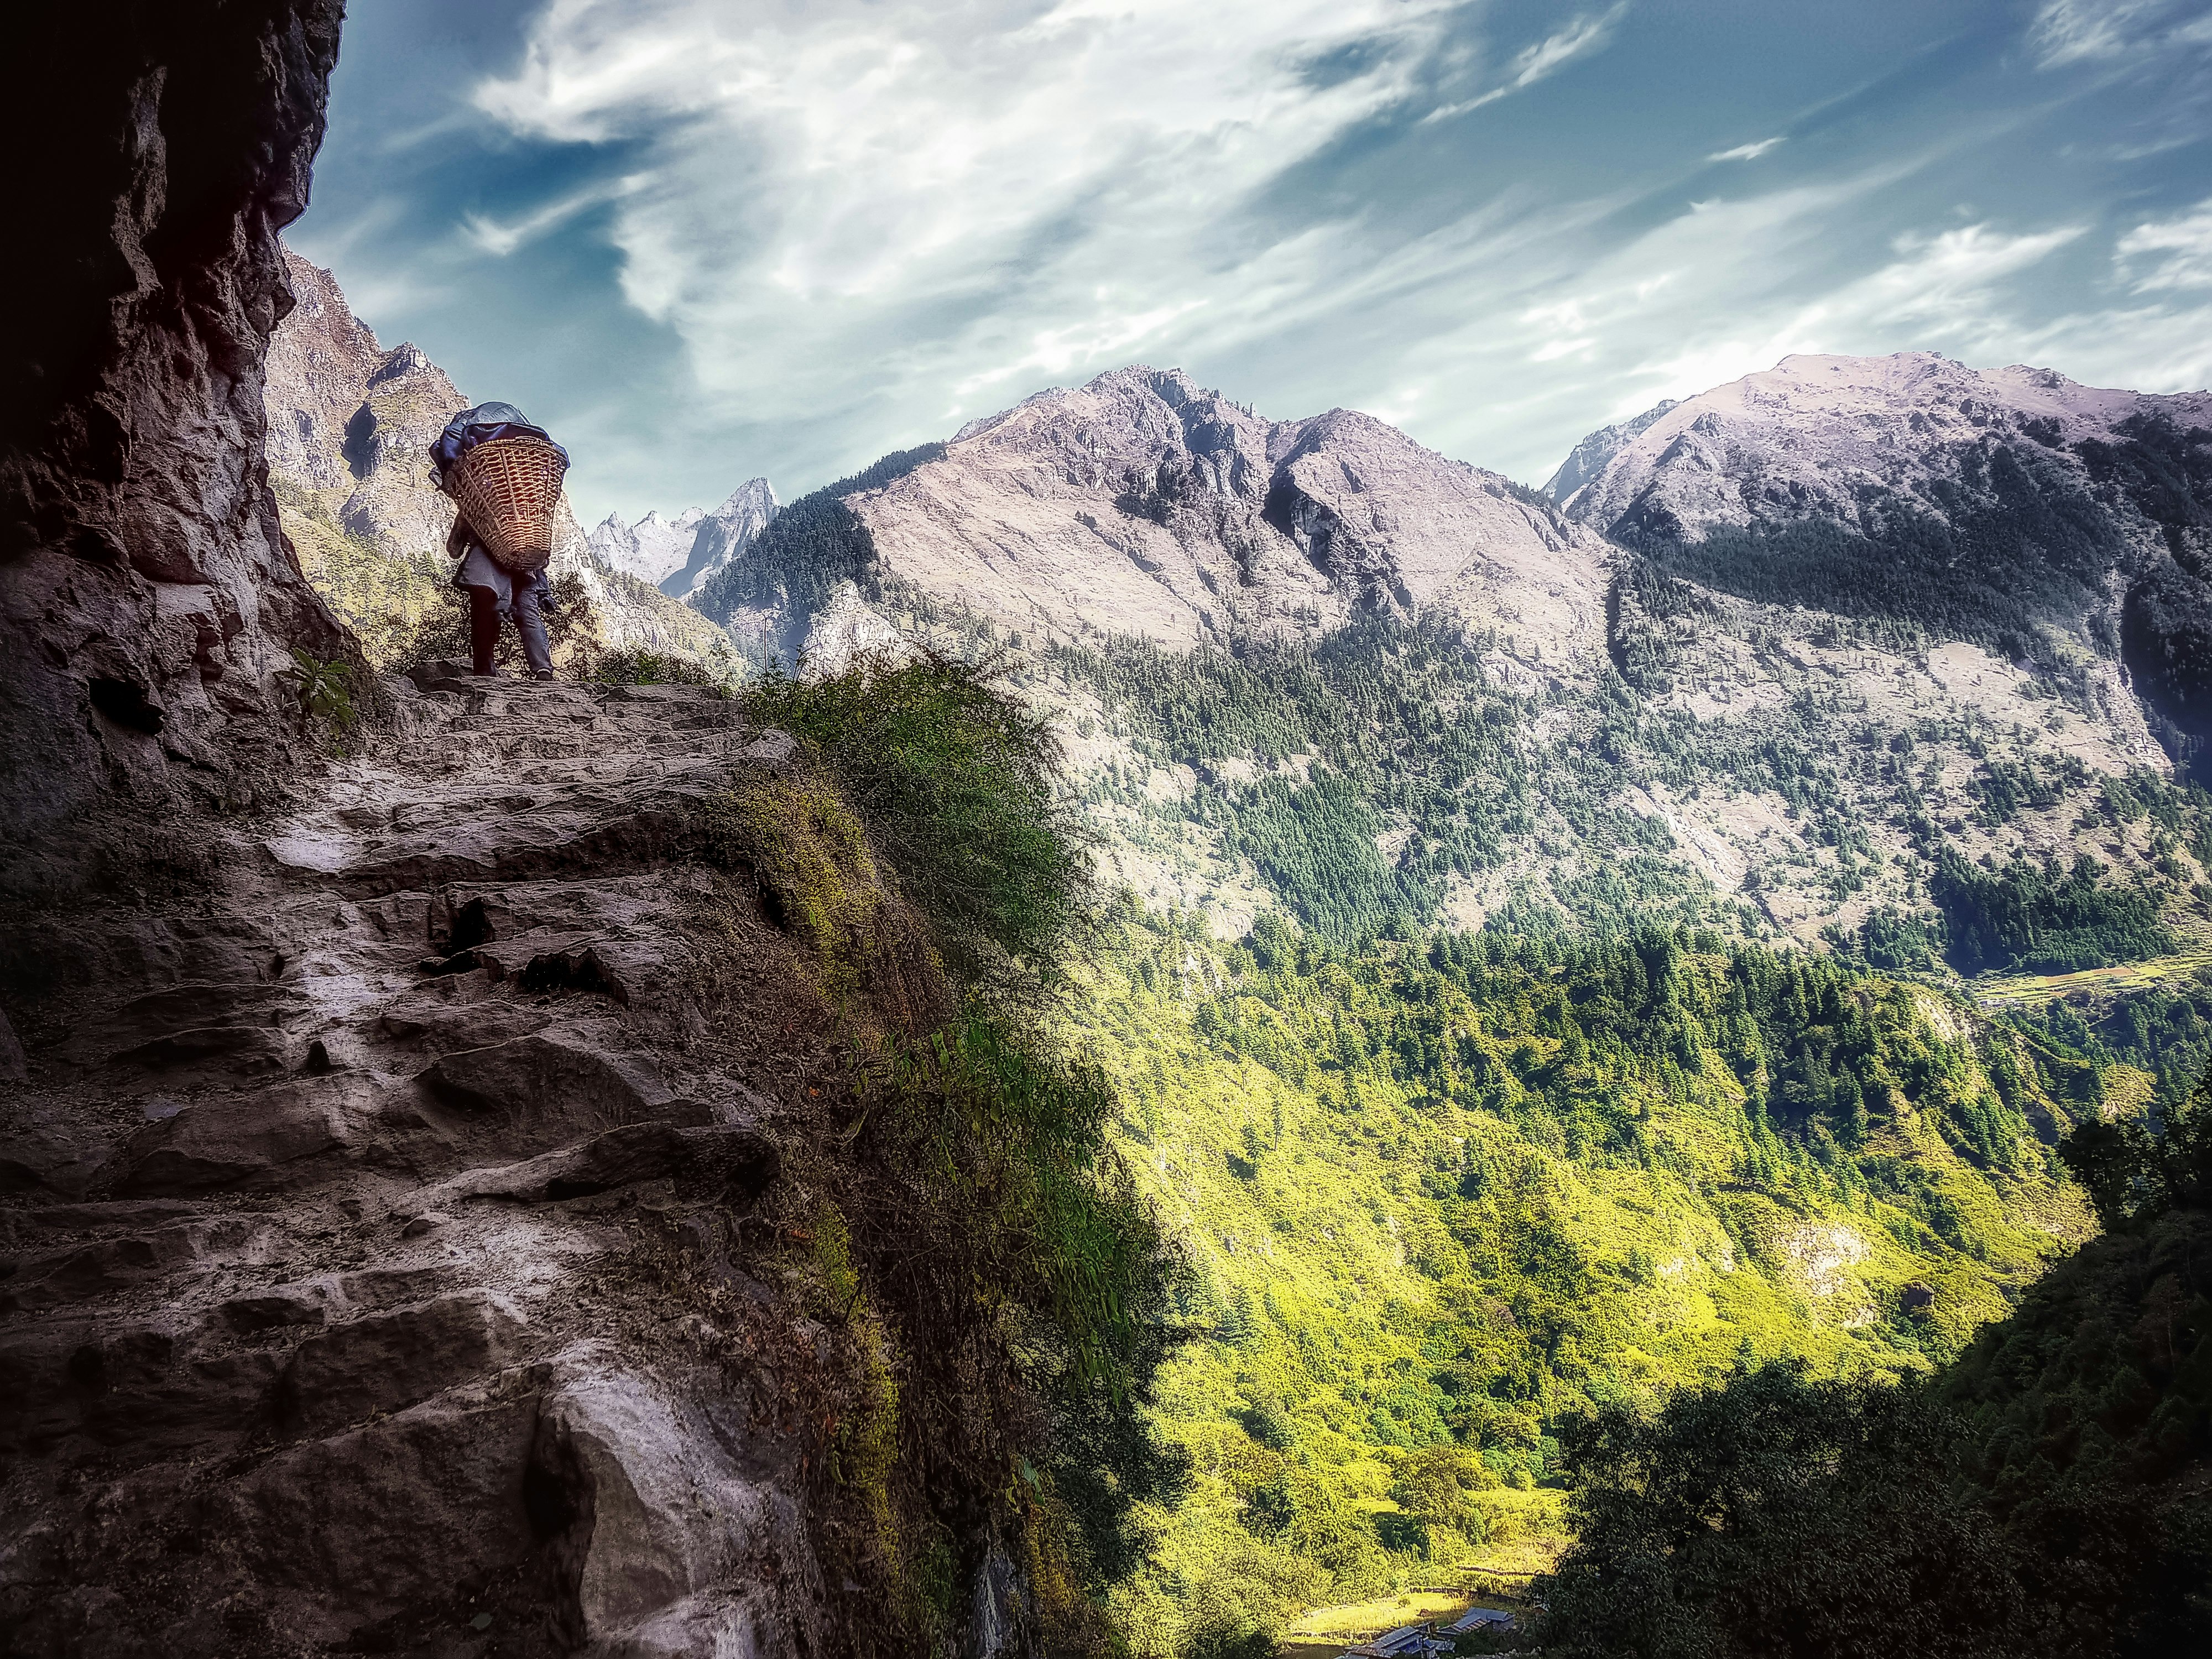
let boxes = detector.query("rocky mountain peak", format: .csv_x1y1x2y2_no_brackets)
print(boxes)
1552,348,2212,773
1558,350,2212,544
265,249,389,491
589,504,711,588
842,364,1608,664
1544,397,1678,504
660,478,779,601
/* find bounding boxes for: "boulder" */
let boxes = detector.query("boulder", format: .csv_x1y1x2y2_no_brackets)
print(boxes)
422,1026,700,1155
93,1075,372,1194
530,1350,822,1655
204,1391,542,1644
278,1291,531,1436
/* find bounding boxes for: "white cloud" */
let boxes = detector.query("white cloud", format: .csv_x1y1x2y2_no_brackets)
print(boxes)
461,182,627,257
1509,3,1630,88
2030,1,2212,69
1423,2,1630,122
1708,136,1785,163
427,0,2212,511
1284,164,2121,480
2116,198,2212,290
474,0,1472,440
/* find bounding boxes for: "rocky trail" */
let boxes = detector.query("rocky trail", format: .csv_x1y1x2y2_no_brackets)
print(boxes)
1,677,847,1658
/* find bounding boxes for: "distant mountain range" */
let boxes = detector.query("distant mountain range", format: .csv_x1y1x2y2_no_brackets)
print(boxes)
589,478,779,600
262,250,2212,968
658,356,2207,959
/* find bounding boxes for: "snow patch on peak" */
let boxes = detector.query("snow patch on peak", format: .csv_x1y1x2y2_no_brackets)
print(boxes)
665,478,779,601
588,508,708,588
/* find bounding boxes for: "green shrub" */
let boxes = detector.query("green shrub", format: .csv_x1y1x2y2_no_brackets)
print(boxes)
285,646,356,733
1541,1361,2021,1659
716,650,1183,1647
592,646,725,688
743,650,1099,987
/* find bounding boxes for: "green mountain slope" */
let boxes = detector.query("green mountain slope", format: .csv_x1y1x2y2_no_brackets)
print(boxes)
1059,914,2171,1651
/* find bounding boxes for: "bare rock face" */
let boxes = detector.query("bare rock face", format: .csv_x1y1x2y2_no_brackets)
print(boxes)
1542,397,1677,504
664,480,780,601
269,250,472,562
1555,352,2212,770
848,366,1611,668
0,683,834,1657
589,507,708,588
0,2,350,900
262,247,387,493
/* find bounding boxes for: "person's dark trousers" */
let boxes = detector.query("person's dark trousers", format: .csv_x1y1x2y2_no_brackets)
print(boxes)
467,585,502,674
465,582,555,676
513,580,554,675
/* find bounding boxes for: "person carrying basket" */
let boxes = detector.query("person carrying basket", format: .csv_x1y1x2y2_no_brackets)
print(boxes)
429,401,571,680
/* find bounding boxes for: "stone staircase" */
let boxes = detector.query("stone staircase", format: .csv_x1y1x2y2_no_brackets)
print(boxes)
1,677,839,1657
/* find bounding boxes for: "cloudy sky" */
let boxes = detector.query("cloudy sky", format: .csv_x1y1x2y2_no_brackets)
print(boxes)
294,0,2212,525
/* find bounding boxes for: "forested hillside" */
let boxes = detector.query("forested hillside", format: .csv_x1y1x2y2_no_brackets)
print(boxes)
1537,1068,2212,1658
1068,911,2212,1651
654,363,2212,1653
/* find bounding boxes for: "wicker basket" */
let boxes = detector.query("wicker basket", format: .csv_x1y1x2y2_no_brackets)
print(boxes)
445,435,568,574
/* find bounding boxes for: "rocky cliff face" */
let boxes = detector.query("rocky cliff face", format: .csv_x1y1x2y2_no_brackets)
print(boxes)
268,252,472,565
1542,397,1677,504
1555,353,2212,773
4,15,1010,1657
0,1,348,900
846,366,1610,670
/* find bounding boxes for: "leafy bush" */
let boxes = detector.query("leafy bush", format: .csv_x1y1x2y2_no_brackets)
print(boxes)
860,1020,1192,1582
591,646,724,688
2059,1065,2212,1228
743,650,1099,987
285,647,356,733
382,570,603,675
1541,1361,2021,1659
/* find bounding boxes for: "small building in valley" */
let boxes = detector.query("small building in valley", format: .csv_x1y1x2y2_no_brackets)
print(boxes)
1342,1624,1454,1657
1446,1606,1517,1635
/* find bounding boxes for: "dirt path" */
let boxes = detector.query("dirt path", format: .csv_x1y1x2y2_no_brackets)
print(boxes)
1,675,837,1657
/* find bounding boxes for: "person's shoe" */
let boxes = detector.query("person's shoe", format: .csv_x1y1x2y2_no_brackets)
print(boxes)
471,667,504,679
531,669,556,683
